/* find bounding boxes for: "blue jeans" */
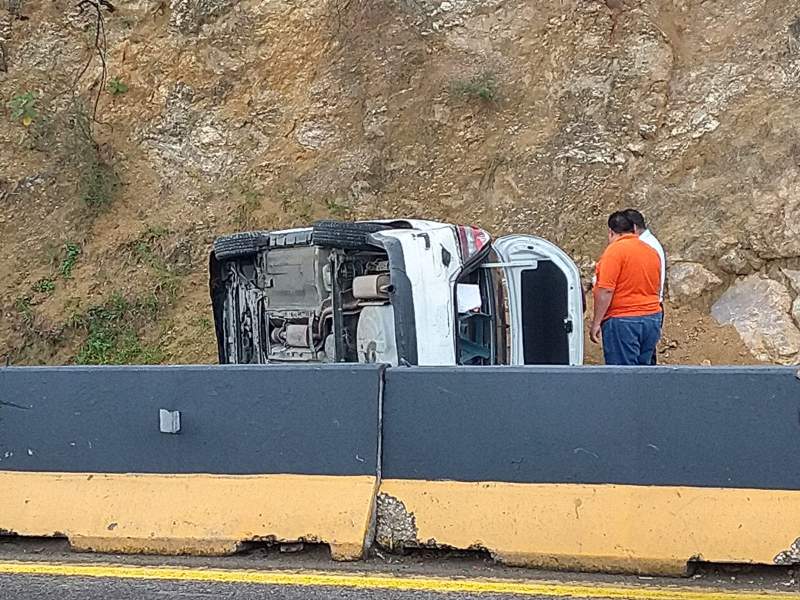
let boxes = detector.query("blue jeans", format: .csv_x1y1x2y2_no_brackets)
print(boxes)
602,313,663,366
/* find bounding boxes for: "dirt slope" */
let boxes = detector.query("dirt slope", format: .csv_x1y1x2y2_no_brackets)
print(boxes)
3,0,795,365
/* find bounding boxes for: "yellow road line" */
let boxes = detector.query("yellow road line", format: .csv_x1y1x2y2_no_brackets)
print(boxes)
0,561,794,599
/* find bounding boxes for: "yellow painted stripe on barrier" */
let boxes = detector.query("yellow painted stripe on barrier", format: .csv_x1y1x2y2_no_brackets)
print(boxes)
0,561,795,599
378,479,800,574
0,472,376,560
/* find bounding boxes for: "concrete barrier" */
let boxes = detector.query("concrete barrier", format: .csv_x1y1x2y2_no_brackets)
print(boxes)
0,365,383,560
5,363,800,574
378,366,800,575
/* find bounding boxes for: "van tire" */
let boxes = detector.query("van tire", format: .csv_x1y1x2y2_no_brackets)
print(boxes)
213,230,271,260
312,221,390,250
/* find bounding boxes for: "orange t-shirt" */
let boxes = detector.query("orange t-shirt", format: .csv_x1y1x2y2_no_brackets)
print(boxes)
594,234,661,319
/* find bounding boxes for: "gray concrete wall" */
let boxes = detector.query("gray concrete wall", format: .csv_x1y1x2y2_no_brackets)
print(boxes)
0,365,382,475
381,366,800,489
4,363,800,488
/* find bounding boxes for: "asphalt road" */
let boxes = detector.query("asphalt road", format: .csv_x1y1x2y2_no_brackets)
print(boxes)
0,540,797,600
4,575,546,600
1,562,797,600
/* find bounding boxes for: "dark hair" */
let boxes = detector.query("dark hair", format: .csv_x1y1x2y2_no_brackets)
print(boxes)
607,211,635,234
623,208,646,230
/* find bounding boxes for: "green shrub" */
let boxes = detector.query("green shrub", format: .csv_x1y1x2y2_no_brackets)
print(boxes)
9,91,38,126
59,242,81,278
107,76,129,96
127,227,182,303
451,72,498,102
325,197,351,219
74,293,163,365
81,159,119,208
67,102,120,210
32,277,56,294
14,295,33,326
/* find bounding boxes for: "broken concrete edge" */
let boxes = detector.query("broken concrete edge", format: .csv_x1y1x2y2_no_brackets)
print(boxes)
492,551,693,577
371,492,692,576
2,525,800,575
373,492,490,558
374,492,419,553
69,536,242,556
68,534,362,561
774,537,800,565
0,470,376,564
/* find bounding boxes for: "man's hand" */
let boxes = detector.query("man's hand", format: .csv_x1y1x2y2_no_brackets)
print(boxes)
591,287,614,344
590,321,602,344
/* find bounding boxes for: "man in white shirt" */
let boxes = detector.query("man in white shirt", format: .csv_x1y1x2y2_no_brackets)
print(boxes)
624,209,666,364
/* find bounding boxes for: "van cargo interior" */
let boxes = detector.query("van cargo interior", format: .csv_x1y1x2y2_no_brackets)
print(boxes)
520,261,570,364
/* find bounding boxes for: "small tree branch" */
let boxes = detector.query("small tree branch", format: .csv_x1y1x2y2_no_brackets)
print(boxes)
71,0,115,127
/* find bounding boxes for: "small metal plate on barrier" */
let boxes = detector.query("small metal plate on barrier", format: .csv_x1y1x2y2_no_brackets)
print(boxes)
159,409,181,434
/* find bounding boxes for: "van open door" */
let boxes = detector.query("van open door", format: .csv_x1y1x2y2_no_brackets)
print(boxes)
490,235,584,365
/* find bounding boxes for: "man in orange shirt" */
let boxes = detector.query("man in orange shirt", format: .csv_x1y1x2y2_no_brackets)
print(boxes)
590,211,662,365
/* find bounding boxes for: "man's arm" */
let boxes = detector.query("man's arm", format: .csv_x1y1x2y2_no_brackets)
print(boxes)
590,288,614,343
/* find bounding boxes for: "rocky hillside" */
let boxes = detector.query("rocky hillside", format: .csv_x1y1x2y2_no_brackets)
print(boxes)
1,0,798,365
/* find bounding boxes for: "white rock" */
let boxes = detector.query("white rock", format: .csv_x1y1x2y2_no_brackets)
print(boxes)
668,262,723,303
793,297,800,331
295,122,335,150
785,274,800,329
782,269,800,295
169,0,233,34
718,247,760,275
711,275,800,364
748,169,800,259
689,111,720,139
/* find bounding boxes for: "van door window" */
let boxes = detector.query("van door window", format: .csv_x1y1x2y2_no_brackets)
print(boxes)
455,252,509,365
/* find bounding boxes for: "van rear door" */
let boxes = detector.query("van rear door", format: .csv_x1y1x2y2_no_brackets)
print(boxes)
490,235,584,365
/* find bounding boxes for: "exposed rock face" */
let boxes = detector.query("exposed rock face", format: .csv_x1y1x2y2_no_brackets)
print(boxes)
141,82,241,179
169,0,234,34
668,262,722,304
711,276,800,365
1,0,800,364
781,269,800,295
717,247,762,276
782,269,800,330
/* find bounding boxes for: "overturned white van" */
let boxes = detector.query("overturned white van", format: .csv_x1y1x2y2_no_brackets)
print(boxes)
210,220,584,366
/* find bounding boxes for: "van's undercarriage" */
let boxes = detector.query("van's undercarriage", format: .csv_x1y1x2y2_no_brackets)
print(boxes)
211,238,395,364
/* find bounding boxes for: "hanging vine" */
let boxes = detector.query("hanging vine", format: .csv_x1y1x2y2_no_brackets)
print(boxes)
72,0,116,126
